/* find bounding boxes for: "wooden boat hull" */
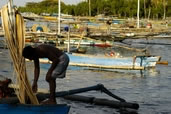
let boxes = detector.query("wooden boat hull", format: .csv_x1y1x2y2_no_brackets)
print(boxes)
0,104,70,114
39,53,161,70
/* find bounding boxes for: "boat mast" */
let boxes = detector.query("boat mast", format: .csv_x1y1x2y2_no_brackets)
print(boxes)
137,0,140,28
89,0,91,16
58,0,61,35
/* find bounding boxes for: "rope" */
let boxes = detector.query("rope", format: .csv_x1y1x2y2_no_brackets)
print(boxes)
1,0,39,104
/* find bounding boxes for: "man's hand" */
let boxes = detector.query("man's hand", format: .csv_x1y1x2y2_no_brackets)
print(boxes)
32,83,38,93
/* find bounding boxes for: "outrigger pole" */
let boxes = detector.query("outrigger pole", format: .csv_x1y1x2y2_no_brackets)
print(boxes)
37,84,139,109
0,84,139,109
53,84,126,102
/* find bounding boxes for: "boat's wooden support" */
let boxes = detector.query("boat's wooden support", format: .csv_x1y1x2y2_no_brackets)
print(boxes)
37,84,125,102
36,84,139,109
64,95,139,109
0,84,139,109
0,97,19,104
156,61,168,65
0,94,139,110
114,44,146,52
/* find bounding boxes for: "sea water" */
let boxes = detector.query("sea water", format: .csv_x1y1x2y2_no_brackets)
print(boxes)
0,38,171,114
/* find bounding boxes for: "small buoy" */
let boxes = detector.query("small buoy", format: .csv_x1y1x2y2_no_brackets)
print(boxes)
109,51,115,56
64,26,69,32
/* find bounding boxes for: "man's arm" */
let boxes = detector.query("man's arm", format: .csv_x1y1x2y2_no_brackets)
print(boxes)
32,58,40,92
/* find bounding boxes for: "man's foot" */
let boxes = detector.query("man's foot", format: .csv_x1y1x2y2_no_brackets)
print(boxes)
40,99,57,104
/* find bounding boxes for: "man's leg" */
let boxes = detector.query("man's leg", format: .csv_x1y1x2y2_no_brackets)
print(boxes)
49,79,56,103
41,79,57,104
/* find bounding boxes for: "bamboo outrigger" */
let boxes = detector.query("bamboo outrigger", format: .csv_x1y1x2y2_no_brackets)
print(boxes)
0,83,139,110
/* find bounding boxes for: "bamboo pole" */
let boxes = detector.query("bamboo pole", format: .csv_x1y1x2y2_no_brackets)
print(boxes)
9,84,49,93
58,0,61,35
76,31,85,49
156,61,168,65
69,62,144,70
67,25,70,53
137,0,140,28
114,44,146,52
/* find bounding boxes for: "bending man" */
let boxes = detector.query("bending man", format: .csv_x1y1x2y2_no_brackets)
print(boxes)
22,44,69,104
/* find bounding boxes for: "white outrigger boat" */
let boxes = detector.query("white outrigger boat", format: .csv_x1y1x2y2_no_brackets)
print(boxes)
39,53,161,70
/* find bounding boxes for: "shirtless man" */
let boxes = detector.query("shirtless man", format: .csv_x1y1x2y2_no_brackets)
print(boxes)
22,44,69,104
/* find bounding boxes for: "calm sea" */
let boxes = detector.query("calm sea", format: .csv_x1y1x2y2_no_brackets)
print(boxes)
0,37,171,114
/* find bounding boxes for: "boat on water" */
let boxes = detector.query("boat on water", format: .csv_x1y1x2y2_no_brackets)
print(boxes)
0,77,70,114
64,38,113,47
153,33,171,38
0,104,70,114
39,53,161,70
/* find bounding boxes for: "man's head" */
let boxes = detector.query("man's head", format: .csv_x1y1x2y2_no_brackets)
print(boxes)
22,46,35,60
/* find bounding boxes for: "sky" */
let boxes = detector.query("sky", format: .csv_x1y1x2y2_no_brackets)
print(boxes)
0,0,84,8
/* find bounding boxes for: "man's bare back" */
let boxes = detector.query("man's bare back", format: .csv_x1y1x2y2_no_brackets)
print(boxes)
33,45,63,61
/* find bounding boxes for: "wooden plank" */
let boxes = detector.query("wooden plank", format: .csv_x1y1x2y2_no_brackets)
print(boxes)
9,84,49,93
156,61,168,65
69,62,144,70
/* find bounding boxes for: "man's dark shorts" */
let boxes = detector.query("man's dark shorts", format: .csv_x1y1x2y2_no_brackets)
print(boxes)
52,53,69,79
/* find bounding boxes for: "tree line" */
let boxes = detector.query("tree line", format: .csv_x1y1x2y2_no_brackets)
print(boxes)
18,0,171,19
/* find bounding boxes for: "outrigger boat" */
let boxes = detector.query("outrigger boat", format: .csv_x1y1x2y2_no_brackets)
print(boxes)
64,38,113,47
39,53,161,70
0,104,70,114
0,77,70,114
0,78,139,112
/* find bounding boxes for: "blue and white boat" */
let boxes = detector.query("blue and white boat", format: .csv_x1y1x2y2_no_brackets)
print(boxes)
39,53,161,70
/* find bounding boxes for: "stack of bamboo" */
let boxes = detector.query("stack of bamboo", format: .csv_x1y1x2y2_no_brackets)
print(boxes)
1,0,38,104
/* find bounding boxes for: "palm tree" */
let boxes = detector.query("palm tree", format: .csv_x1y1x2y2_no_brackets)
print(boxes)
151,0,164,19
147,0,160,19
88,0,91,16
144,0,147,18
162,0,168,20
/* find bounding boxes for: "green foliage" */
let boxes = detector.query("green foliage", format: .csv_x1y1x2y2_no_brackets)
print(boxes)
18,0,171,18
166,0,171,16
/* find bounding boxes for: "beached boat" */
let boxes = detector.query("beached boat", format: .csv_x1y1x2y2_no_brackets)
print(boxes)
39,53,161,70
153,33,171,38
64,38,113,47
0,104,70,114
